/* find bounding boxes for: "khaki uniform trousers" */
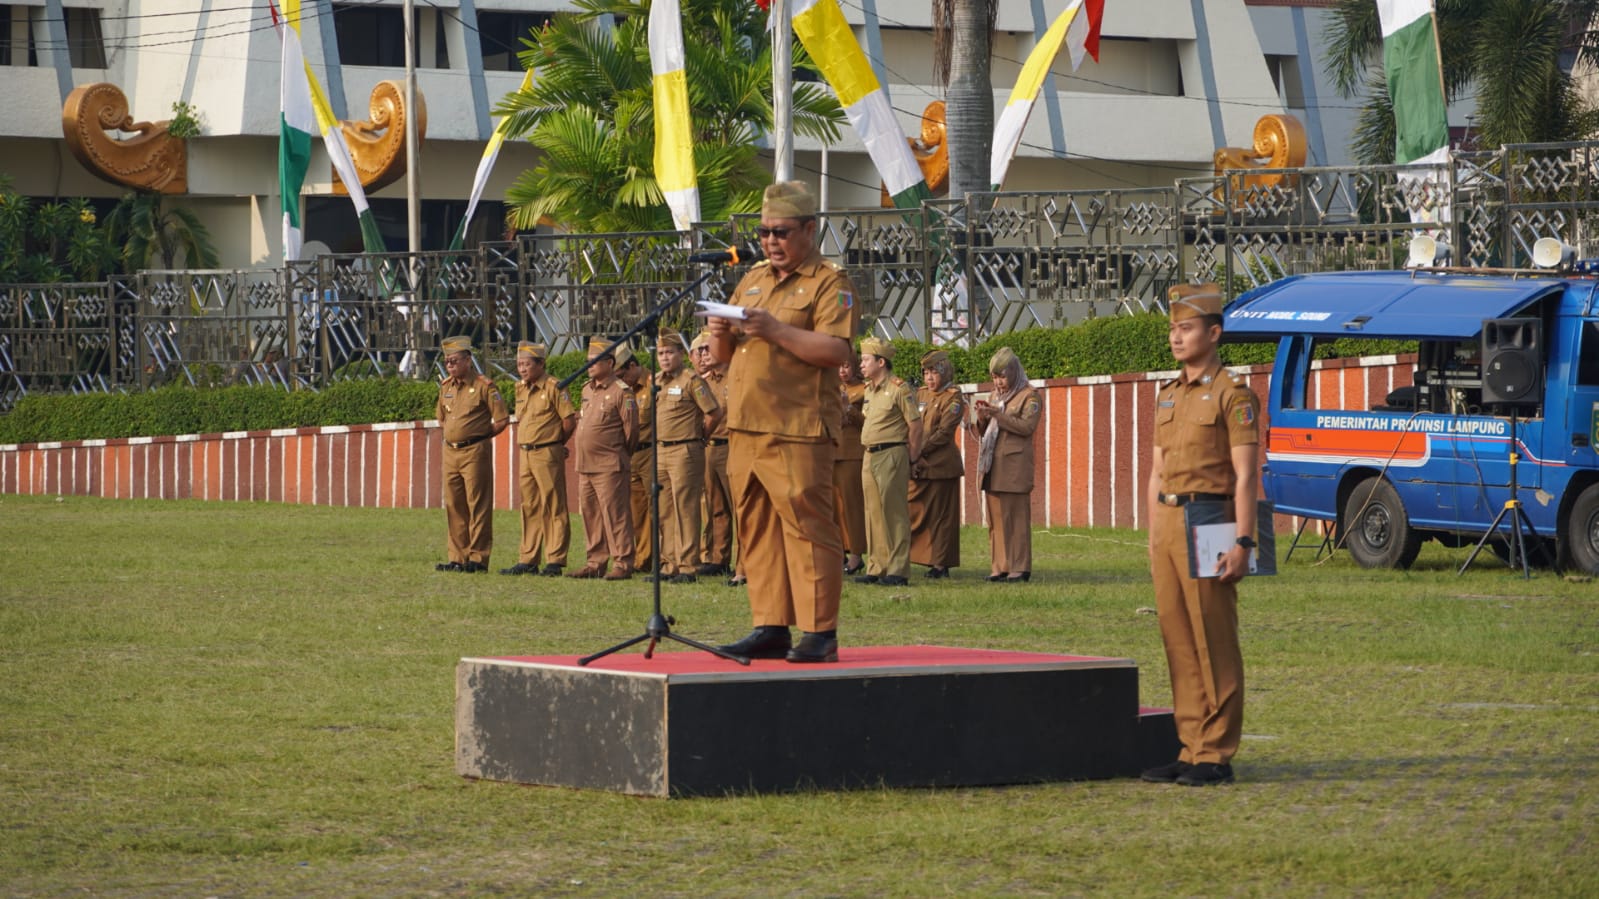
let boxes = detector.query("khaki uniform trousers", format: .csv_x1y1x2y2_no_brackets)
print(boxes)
862,446,911,578
579,469,634,571
516,445,569,566
984,490,1032,576
1150,502,1244,766
729,432,841,632
832,457,867,554
909,478,961,568
630,447,655,569
443,442,494,565
702,442,734,568
657,441,706,575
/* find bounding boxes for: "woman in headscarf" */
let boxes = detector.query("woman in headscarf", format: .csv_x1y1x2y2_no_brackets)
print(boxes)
909,349,965,578
833,354,869,574
969,347,1042,582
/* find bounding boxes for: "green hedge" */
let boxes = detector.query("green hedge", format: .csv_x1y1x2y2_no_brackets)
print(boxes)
0,322,1413,444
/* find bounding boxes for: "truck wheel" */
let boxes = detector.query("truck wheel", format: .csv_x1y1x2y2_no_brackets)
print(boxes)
1567,485,1599,575
1341,477,1422,569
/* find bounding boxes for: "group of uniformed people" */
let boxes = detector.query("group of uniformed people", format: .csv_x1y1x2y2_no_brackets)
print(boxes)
431,181,1260,785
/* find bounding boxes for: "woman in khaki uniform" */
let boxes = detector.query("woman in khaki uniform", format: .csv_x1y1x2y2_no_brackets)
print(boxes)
833,356,868,574
651,327,721,582
857,337,923,587
969,347,1040,583
908,349,964,578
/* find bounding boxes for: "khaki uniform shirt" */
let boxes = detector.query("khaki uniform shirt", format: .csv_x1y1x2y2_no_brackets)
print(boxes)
1154,360,1261,495
632,379,655,446
514,374,574,446
575,376,637,474
436,374,508,444
860,376,920,446
836,381,867,460
725,255,860,441
915,385,965,479
703,367,731,439
655,368,719,442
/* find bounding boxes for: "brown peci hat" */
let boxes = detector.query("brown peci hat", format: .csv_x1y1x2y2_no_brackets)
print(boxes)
689,329,713,351
1168,282,1224,323
587,337,614,361
517,341,547,360
762,180,818,219
656,327,689,352
860,336,895,361
441,335,473,354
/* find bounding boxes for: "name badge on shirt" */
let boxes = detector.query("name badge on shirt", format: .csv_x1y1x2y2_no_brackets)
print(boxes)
668,387,683,396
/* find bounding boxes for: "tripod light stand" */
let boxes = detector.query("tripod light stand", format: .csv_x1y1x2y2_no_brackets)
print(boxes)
1457,408,1561,577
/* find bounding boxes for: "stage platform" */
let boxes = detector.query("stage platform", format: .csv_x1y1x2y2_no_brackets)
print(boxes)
455,645,1176,797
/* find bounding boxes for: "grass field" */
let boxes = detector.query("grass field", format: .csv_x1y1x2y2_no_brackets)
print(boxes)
1,494,1595,897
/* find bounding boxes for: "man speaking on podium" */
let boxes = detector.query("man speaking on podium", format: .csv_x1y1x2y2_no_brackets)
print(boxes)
706,181,860,663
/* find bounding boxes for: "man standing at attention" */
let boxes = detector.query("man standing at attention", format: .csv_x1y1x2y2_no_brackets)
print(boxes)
500,341,576,577
651,327,722,583
855,337,922,588
435,335,508,573
691,330,738,582
1143,282,1261,787
707,180,858,663
568,338,639,580
618,348,656,574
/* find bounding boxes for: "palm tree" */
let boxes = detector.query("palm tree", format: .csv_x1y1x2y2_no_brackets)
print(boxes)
1325,0,1599,163
499,0,845,233
103,191,219,271
934,0,998,198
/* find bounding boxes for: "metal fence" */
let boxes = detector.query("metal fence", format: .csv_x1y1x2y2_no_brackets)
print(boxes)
5,140,1599,410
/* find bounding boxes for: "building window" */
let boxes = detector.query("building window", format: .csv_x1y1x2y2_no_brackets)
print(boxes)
478,11,553,72
335,3,407,67
1265,54,1306,109
65,6,107,69
0,5,12,66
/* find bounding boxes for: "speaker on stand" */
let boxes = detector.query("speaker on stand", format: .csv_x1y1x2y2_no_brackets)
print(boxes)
1459,317,1560,576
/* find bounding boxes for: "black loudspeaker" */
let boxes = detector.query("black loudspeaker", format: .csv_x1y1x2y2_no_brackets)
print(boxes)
1480,318,1543,407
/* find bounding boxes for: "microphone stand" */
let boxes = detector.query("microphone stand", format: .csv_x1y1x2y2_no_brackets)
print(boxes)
561,267,750,666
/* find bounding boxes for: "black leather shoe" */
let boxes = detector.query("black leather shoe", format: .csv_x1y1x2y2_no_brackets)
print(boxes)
695,563,728,576
718,627,792,659
877,575,909,587
668,573,698,584
985,572,1008,582
1176,763,1234,787
924,566,949,579
435,561,463,572
539,564,563,577
462,561,488,573
1140,760,1192,783
853,574,879,584
500,562,538,575
842,560,865,575
786,631,839,663
726,575,747,587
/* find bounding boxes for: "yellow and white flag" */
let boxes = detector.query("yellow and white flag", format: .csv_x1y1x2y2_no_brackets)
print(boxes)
990,0,1103,190
650,0,700,230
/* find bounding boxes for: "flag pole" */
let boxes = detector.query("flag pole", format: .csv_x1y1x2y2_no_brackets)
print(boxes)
772,0,793,181
404,0,421,256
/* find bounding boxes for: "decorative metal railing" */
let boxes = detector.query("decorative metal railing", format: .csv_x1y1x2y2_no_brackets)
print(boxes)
4,141,1599,410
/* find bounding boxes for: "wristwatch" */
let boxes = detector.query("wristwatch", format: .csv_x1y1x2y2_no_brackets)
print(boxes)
1235,535,1257,549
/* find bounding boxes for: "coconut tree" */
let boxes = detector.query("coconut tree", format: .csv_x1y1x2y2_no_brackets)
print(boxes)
103,191,219,271
934,0,998,199
500,0,845,233
1325,0,1599,163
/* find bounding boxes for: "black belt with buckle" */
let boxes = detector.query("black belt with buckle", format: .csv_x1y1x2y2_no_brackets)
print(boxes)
519,440,562,451
866,442,906,453
659,438,698,447
445,434,490,450
1160,492,1232,507
635,441,653,449
706,437,729,446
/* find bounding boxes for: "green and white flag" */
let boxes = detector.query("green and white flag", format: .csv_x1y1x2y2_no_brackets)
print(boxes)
1378,0,1448,166
791,0,930,209
276,0,385,260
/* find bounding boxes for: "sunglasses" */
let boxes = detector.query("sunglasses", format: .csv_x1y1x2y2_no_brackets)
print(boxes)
755,225,800,240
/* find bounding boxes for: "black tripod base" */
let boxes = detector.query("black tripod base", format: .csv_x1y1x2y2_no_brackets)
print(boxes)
1458,503,1561,578
578,614,751,666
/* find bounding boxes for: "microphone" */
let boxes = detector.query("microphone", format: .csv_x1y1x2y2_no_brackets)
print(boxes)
687,246,764,265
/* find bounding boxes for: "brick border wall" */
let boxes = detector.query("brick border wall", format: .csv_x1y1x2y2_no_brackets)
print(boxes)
0,355,1413,529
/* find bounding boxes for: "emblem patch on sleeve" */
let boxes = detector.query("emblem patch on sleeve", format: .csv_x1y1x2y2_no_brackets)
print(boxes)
1234,404,1255,426
838,290,853,309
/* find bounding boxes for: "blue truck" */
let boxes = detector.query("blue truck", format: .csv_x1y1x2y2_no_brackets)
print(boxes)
1224,268,1599,573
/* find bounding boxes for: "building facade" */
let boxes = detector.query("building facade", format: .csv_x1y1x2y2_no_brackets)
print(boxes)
1,0,1395,269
